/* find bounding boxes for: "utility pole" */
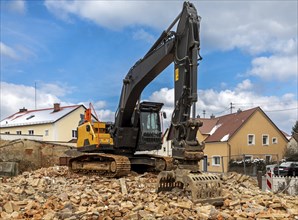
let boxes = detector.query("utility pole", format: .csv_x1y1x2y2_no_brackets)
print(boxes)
230,102,234,114
35,82,37,110
203,110,206,118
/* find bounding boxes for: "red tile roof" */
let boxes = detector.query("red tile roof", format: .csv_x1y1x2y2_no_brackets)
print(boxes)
198,107,259,142
198,118,219,134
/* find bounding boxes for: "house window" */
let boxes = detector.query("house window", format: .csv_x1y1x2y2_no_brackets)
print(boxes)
45,130,49,136
72,130,78,138
262,134,269,146
16,131,22,135
265,155,272,163
272,137,278,144
247,134,255,145
28,130,34,135
4,131,10,134
212,156,221,166
163,147,166,152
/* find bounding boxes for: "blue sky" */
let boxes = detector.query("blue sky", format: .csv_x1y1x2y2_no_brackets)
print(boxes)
0,0,297,134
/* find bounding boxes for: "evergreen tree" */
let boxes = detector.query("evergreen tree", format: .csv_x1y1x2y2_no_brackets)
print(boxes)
285,120,298,161
292,120,298,135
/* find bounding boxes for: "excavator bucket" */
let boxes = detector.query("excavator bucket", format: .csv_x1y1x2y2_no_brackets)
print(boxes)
156,169,223,205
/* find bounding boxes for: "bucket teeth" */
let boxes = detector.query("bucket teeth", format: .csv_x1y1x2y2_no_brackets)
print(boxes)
157,175,183,192
156,170,223,205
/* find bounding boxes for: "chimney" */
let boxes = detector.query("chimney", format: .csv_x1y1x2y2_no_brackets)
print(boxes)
19,107,27,112
237,108,242,113
53,103,61,112
210,114,215,119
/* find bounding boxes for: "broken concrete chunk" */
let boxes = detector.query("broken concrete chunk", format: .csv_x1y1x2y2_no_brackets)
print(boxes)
0,166,297,219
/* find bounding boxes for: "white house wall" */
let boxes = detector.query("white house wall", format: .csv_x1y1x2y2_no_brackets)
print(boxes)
0,106,86,142
0,123,52,141
53,106,85,142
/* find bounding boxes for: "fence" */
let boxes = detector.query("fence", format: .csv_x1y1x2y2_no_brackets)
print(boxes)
201,154,279,175
228,154,279,176
266,172,298,195
273,176,298,195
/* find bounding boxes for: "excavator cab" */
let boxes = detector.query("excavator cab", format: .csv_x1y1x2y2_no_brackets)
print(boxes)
136,102,164,151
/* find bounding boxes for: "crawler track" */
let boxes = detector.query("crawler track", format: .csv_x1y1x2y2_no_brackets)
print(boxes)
69,153,131,178
69,153,175,178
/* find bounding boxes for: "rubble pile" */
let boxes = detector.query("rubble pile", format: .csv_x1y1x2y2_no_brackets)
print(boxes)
0,167,297,219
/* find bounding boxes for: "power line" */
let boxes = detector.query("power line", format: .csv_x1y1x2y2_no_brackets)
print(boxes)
233,101,291,106
264,107,298,112
198,103,297,118
214,107,230,115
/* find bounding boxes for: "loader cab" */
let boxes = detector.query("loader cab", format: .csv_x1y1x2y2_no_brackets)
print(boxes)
137,102,164,151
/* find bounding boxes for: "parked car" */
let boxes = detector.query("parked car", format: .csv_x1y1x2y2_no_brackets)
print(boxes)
273,161,298,176
266,164,277,173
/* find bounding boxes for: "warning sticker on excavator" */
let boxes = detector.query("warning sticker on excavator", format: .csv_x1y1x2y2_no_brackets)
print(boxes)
175,68,179,81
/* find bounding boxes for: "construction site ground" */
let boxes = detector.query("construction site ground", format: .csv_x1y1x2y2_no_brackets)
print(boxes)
0,166,297,220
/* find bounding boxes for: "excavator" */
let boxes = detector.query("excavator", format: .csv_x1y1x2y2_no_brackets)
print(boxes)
69,1,222,204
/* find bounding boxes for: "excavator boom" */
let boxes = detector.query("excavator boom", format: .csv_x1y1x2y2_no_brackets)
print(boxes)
70,1,223,205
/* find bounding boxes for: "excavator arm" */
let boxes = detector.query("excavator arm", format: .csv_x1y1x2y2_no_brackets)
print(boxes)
113,2,204,164
111,1,222,204
71,1,223,204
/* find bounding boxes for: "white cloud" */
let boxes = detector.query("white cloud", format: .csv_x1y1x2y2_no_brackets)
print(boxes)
39,82,74,97
0,41,39,61
149,88,175,108
7,0,26,14
220,82,227,89
0,82,67,120
0,42,18,59
78,101,106,110
133,29,155,43
44,1,297,84
0,82,113,123
93,101,107,109
270,38,297,56
235,79,253,92
148,82,297,134
1,81,296,134
77,101,113,122
44,1,180,30
199,1,297,55
44,0,297,53
44,0,298,57
1,82,60,119
96,109,115,122
248,55,298,81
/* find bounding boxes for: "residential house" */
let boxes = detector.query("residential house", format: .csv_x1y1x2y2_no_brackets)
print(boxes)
197,107,288,173
0,103,86,143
